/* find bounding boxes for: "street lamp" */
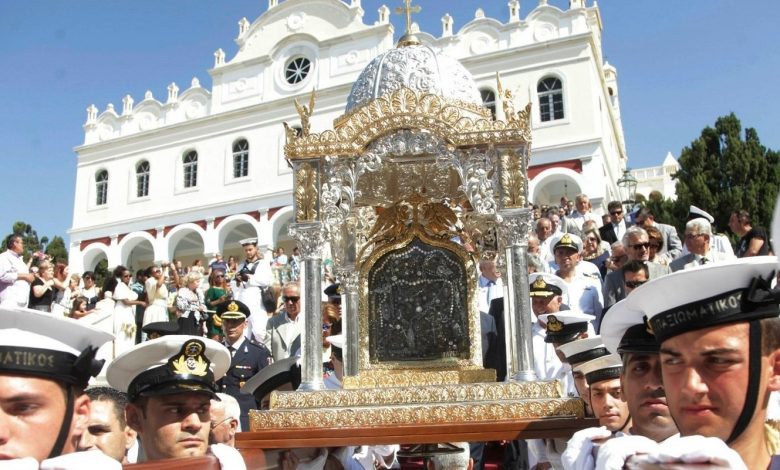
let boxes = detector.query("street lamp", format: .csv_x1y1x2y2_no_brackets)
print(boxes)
616,169,638,213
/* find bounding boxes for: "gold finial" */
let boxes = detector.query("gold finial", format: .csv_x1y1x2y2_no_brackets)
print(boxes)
294,88,316,137
496,71,518,124
395,0,422,47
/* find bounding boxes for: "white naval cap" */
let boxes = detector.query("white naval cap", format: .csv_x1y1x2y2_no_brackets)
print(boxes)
538,311,595,344
556,336,609,366
0,306,113,386
239,237,258,246
549,232,582,256
529,272,568,298
574,353,623,386
107,335,230,402
600,297,658,355
627,257,779,344
240,356,300,402
688,205,715,224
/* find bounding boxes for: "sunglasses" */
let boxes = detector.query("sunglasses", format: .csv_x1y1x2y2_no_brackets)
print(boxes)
282,296,300,303
625,280,647,288
630,242,650,250
610,211,623,216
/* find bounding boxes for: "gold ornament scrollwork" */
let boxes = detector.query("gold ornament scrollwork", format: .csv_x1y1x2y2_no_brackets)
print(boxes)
500,150,526,208
249,398,584,429
295,162,319,222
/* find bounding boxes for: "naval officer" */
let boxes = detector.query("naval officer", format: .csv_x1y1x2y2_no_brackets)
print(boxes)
215,299,272,430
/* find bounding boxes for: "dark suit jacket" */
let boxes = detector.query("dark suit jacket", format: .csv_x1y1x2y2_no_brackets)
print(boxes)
485,298,506,382
217,339,272,431
599,224,618,244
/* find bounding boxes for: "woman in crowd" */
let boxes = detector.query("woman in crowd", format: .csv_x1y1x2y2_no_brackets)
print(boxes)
50,264,72,316
81,271,100,311
143,263,173,327
581,228,610,278
322,303,340,368
28,260,56,312
190,258,205,275
646,225,666,265
175,272,206,336
112,265,145,354
204,269,231,341
226,255,238,281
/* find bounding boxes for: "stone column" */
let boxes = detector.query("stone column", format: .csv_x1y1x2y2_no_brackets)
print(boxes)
289,222,326,391
336,267,359,376
499,208,536,381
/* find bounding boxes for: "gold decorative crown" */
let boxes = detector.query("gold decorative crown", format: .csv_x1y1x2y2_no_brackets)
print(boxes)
546,315,563,332
532,277,547,289
227,301,239,312
170,340,209,377
560,234,572,245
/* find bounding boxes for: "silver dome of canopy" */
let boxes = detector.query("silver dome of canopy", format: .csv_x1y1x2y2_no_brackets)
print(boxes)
345,44,483,113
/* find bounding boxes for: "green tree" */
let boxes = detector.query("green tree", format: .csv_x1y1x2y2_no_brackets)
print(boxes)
672,113,780,234
45,236,69,263
5,222,68,264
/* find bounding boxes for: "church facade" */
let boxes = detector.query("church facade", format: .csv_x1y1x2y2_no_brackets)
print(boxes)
69,0,626,272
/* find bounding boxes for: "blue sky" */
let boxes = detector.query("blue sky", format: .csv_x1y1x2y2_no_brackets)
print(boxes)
1,1,778,244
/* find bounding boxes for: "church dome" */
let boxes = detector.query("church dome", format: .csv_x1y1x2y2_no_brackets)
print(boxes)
345,44,482,113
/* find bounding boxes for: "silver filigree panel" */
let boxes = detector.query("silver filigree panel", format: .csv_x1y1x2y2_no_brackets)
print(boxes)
345,45,482,113
368,239,470,362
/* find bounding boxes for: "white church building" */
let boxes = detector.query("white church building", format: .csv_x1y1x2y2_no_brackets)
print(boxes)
69,0,627,272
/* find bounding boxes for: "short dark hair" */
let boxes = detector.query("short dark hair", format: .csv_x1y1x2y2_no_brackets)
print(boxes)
622,260,649,279
607,201,623,212
637,207,654,219
82,270,95,280
136,269,147,278
86,386,129,427
761,317,780,356
5,234,22,250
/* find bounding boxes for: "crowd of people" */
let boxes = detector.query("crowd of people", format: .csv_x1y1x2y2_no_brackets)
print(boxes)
0,235,355,468
473,194,777,469
1,193,779,469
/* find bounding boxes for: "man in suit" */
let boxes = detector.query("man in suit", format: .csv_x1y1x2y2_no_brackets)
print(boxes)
599,201,627,245
216,300,272,431
264,281,303,361
670,218,735,272
602,226,670,310
633,207,682,264
562,194,599,237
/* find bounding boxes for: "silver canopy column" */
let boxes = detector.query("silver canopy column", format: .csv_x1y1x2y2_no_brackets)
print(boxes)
495,136,535,382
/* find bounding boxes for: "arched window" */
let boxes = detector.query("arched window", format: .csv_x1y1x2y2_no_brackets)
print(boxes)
95,170,108,206
136,161,150,197
480,89,496,119
183,151,198,188
537,77,564,122
232,139,249,178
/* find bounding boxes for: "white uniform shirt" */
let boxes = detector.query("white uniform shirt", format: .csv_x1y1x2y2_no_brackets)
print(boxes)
0,249,30,307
